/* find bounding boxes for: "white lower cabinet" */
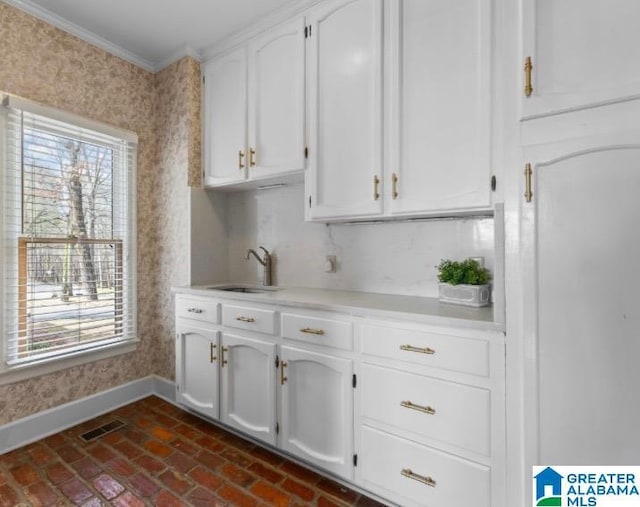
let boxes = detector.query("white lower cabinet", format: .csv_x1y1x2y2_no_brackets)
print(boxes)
175,323,220,420
279,345,353,480
175,294,505,506
361,363,490,456
360,426,490,507
356,322,505,507
220,332,277,445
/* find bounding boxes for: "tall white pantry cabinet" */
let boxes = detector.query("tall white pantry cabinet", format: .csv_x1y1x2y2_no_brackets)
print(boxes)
505,0,640,505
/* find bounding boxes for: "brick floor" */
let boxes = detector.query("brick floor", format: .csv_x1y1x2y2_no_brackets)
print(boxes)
0,396,387,506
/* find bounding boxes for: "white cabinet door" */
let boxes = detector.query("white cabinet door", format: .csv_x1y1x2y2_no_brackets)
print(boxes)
521,0,640,119
306,0,383,220
521,134,640,466
220,333,277,445
248,18,306,180
175,323,219,419
389,0,492,215
203,48,248,186
279,346,353,479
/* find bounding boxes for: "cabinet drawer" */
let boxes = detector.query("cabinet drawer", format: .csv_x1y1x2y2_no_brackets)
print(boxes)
360,324,489,377
222,304,277,335
361,364,490,456
281,313,353,350
176,296,219,324
361,426,490,507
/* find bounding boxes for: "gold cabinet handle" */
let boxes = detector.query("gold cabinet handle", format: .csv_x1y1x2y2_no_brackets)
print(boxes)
392,173,399,199
249,147,256,167
210,343,217,363
280,360,288,385
238,150,245,170
524,163,533,202
221,346,228,367
187,308,203,314
373,175,380,201
401,468,436,488
300,327,325,336
236,316,255,323
401,400,436,415
400,344,435,355
524,56,533,97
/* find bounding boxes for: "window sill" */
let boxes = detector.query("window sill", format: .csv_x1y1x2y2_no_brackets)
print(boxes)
0,339,139,386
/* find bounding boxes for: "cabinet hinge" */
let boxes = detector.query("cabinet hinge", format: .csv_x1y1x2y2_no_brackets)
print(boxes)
304,146,309,159
202,75,205,84
304,25,312,38
276,422,280,434
275,355,279,368
353,454,358,467
176,384,180,391
491,175,497,192
308,195,312,208
352,374,357,388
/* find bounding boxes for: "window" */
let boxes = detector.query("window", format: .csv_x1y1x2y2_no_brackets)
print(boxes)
1,95,137,371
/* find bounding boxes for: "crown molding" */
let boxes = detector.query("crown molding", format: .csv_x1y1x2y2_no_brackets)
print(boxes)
200,0,325,61
154,45,202,73
4,0,156,72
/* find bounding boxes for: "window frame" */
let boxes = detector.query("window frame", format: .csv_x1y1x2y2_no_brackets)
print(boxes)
0,94,138,384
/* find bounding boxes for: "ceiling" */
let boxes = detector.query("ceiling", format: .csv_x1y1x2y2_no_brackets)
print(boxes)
6,0,297,71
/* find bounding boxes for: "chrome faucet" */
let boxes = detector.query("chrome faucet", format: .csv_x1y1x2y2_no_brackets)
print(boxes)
245,246,272,286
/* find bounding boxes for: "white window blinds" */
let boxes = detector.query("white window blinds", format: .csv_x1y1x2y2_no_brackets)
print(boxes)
1,95,137,366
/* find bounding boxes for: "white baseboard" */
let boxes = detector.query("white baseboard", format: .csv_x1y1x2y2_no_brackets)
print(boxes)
0,375,176,454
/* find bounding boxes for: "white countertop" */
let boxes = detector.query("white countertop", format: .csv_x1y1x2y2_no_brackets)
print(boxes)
173,284,504,333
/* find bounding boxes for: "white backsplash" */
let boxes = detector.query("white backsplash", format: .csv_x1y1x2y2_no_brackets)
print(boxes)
225,184,495,298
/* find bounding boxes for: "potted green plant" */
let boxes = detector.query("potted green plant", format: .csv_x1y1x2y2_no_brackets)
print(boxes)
436,258,491,307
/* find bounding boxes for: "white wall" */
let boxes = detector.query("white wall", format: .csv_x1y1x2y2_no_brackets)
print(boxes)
222,184,495,298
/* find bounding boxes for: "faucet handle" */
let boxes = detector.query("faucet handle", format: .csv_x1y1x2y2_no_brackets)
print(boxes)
259,246,270,257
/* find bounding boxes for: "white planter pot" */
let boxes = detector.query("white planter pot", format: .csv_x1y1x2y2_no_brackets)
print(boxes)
438,283,491,307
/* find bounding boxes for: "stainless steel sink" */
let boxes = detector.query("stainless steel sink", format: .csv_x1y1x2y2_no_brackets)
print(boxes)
206,285,279,294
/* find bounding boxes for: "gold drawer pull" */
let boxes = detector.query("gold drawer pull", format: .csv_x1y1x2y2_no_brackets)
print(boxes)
210,343,217,363
400,344,435,355
300,327,325,336
236,316,255,323
280,360,288,385
373,175,380,200
401,400,435,415
221,346,228,366
187,308,203,314
249,147,256,167
401,468,436,488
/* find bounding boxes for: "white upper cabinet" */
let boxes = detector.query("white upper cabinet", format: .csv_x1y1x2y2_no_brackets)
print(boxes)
521,0,640,119
248,18,306,180
203,48,248,186
388,0,492,215
306,0,384,220
203,18,305,189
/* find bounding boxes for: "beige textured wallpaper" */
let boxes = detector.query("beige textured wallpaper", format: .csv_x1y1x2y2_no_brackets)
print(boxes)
0,4,200,424
154,57,202,380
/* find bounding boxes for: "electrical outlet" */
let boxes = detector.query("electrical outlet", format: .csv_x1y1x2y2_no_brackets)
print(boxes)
325,255,337,273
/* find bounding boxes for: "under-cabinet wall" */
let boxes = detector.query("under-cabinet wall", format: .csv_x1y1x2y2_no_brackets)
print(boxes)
222,184,495,297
